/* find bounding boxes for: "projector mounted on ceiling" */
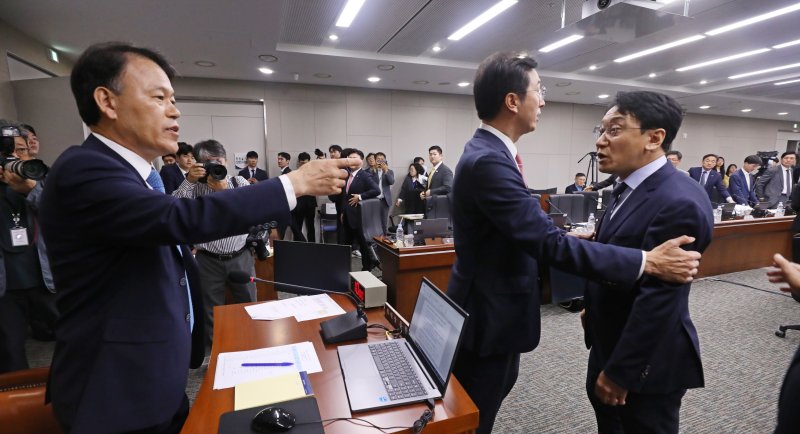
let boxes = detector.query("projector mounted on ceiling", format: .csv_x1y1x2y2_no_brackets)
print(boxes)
582,0,670,19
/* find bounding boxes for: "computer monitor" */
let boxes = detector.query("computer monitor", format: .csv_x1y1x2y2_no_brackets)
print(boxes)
274,240,351,293
412,218,451,240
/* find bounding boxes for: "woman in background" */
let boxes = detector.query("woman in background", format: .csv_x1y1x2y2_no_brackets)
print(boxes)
396,163,426,215
724,163,738,187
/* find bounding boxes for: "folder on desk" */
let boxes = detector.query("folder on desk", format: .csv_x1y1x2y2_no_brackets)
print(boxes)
218,396,323,434
234,371,313,410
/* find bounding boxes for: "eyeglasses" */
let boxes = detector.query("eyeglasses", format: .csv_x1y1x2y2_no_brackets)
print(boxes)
597,126,645,138
14,147,29,155
520,85,546,100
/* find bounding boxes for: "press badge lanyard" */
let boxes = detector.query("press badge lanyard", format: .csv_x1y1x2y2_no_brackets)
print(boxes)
10,212,29,247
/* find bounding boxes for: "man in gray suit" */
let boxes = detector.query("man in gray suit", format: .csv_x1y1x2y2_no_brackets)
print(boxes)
755,151,796,208
421,145,453,217
372,152,394,231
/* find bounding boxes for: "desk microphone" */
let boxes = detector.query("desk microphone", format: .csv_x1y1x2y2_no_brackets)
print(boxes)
582,193,607,210
545,199,574,226
228,271,367,344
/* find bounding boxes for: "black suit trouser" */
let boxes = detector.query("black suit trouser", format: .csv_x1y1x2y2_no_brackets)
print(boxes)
586,370,686,434
452,347,520,434
775,344,800,434
0,286,58,374
61,394,189,434
342,217,374,271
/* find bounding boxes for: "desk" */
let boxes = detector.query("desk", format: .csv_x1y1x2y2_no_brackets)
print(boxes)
374,237,455,320
697,215,794,277
182,297,478,433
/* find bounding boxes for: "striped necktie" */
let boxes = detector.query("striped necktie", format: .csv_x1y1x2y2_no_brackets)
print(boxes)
147,168,165,193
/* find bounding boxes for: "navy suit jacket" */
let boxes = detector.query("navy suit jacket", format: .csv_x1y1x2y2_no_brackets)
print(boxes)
238,166,269,182
340,169,379,229
39,134,292,433
446,128,644,357
728,169,757,205
565,184,584,194
160,163,185,194
585,162,712,394
689,167,731,202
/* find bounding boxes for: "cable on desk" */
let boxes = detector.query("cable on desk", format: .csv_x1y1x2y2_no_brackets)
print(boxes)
696,277,792,299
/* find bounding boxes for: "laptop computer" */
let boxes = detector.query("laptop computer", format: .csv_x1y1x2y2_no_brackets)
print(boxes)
337,277,468,412
720,202,736,220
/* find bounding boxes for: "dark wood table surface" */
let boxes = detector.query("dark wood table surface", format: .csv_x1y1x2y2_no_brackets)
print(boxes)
181,296,478,433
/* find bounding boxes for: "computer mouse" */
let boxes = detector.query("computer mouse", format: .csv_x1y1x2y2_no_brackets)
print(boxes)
251,406,296,433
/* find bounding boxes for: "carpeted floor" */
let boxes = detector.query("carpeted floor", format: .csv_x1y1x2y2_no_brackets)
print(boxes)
24,267,800,433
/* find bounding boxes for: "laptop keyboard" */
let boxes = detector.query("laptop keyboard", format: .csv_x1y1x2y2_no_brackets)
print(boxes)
369,341,427,400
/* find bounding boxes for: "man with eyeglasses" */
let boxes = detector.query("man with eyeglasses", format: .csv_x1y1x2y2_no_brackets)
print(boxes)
585,91,712,433
755,151,797,209
0,120,58,374
445,52,703,434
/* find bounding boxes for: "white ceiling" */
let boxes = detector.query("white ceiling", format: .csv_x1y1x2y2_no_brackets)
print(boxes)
4,0,800,121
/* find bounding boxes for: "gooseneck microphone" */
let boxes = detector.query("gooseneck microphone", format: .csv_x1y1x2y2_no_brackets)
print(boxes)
228,271,367,344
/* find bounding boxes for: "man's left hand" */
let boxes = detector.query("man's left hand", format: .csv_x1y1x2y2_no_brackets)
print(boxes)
2,169,36,194
595,371,627,406
348,194,360,206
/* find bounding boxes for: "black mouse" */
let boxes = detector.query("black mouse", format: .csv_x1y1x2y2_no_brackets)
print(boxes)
251,406,296,433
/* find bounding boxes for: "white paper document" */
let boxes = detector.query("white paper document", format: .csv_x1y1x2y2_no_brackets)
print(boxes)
244,294,345,322
213,341,322,390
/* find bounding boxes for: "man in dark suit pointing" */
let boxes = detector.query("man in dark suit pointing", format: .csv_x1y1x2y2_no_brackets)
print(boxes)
39,42,351,434
446,51,703,434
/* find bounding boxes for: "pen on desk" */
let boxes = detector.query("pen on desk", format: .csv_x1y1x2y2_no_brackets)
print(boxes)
241,362,294,367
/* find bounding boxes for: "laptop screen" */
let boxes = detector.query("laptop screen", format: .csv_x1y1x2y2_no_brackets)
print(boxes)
408,278,468,388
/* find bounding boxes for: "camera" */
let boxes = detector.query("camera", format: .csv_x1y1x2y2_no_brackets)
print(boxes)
198,161,227,183
246,221,277,261
0,124,48,180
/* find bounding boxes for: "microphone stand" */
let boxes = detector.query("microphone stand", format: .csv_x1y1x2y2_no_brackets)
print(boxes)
230,272,367,344
545,199,574,228
577,152,599,185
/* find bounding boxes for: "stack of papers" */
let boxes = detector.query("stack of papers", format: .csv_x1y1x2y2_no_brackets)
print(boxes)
213,341,322,390
234,371,313,410
244,294,345,322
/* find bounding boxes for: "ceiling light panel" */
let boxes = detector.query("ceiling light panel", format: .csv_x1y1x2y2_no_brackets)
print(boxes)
336,0,366,28
675,48,771,72
705,3,800,36
775,78,800,86
773,38,800,49
447,0,518,41
729,62,800,79
614,35,705,63
539,35,584,53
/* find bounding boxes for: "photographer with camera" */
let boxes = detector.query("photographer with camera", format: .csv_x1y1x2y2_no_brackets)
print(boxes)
172,139,256,351
0,120,57,373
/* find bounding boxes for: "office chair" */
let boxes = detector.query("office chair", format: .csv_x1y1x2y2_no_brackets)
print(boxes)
0,367,63,433
530,187,557,195
318,206,338,244
776,234,800,338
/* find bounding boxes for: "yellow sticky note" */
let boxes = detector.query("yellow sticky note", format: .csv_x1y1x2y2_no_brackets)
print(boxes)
234,371,312,411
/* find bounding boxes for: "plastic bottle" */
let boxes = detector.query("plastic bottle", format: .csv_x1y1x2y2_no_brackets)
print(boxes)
714,205,722,223
586,213,596,232
777,201,785,217
396,224,405,246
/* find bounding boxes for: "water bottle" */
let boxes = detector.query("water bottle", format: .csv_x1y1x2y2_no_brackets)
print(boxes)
396,224,404,246
777,201,785,217
713,205,722,223
586,213,596,232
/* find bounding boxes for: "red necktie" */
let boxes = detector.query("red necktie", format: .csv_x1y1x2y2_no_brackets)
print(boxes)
346,173,354,193
515,153,525,176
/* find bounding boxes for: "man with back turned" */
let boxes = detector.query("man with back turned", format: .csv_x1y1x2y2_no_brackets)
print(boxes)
38,42,351,433
445,51,702,434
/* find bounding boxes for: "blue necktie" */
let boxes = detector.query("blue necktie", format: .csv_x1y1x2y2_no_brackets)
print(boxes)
147,167,193,331
147,168,166,193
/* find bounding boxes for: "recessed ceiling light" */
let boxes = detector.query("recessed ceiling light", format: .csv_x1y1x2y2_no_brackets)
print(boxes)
258,54,278,63
336,0,366,28
457,82,470,87
447,0,518,41
413,80,429,85
313,73,332,78
699,105,710,109
589,65,598,70
775,78,800,85
648,73,657,78
699,80,708,84
706,3,800,36
516,53,527,59
779,112,789,115
258,67,274,75
432,45,442,52
565,91,580,95
194,60,215,67
729,62,800,79
555,82,571,87
329,34,339,41
675,48,770,72
741,108,752,112
377,64,395,71
774,38,800,49
367,76,380,83
598,94,609,99
538,34,584,53
438,82,451,85
614,35,705,63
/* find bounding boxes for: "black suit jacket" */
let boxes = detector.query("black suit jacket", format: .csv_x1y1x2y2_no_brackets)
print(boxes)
585,162,712,394
238,167,269,182
39,134,292,433
565,184,584,194
160,163,185,194
728,169,757,205
340,169,379,229
446,129,643,357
